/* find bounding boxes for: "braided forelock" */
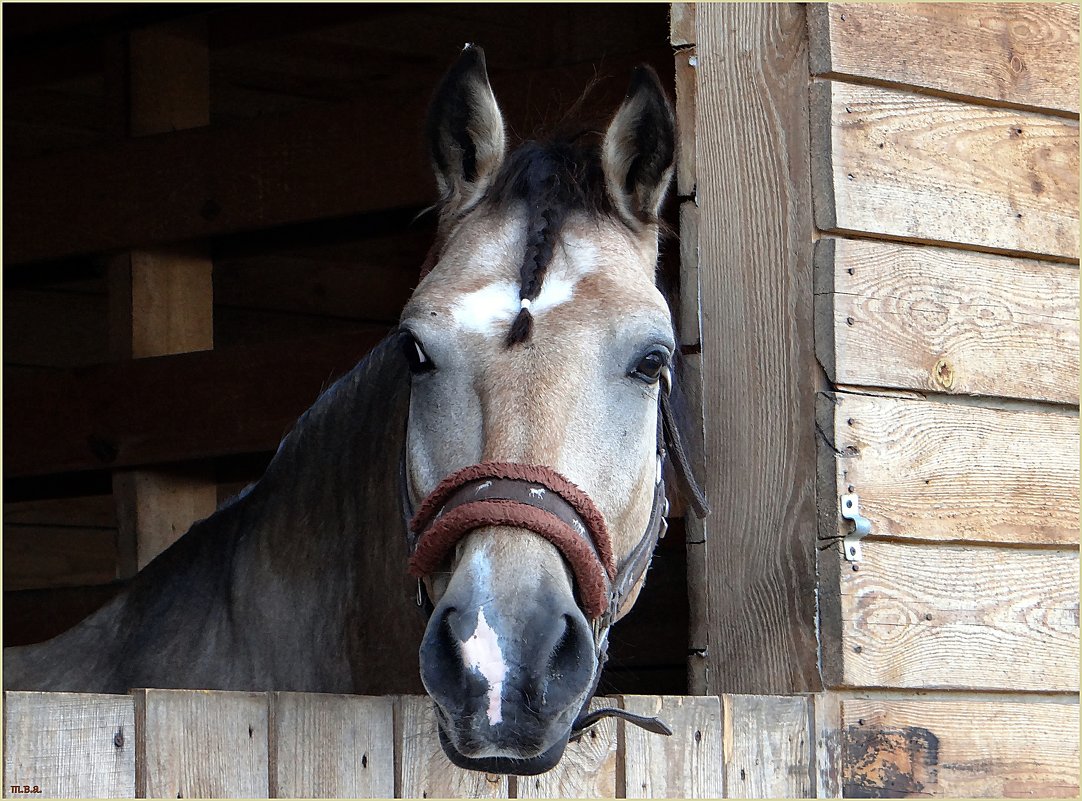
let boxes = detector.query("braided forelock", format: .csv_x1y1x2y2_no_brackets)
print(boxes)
491,139,612,347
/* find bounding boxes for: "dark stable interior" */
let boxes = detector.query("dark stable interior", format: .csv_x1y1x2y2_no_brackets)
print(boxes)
3,3,688,695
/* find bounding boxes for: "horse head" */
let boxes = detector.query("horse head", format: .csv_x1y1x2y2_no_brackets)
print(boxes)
400,45,691,774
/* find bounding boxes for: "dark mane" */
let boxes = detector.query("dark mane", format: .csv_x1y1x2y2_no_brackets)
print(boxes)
483,134,617,346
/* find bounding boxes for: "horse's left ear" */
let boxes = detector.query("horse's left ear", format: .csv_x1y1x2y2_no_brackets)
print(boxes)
602,66,676,226
426,44,507,218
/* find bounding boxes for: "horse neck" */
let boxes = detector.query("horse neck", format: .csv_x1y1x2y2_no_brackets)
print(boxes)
248,335,411,576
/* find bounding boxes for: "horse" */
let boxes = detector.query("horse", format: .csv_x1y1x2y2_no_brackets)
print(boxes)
4,45,707,776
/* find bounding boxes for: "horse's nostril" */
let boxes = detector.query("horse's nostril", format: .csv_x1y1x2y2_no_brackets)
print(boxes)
550,613,590,678
420,604,469,703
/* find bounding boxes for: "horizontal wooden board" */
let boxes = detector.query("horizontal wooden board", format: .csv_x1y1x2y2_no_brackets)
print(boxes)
3,526,117,591
3,289,110,368
822,541,1079,692
4,328,387,477
810,80,1079,260
4,91,425,266
815,238,1079,404
4,495,116,527
808,3,1080,114
817,391,1079,545
4,691,136,798
3,585,126,648
135,688,269,798
841,697,1079,797
4,492,120,592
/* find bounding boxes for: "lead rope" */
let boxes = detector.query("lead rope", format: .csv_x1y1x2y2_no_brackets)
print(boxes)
568,641,674,742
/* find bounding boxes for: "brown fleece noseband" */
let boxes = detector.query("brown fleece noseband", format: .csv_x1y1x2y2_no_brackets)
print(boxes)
408,463,615,619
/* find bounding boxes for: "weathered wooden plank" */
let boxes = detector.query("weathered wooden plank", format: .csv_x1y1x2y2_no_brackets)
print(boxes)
810,80,1079,260
674,48,697,197
213,243,423,324
3,289,109,367
3,691,135,798
3,525,117,591
808,3,1080,114
694,2,821,694
270,692,393,798
516,697,617,799
841,697,1080,797
3,93,428,267
670,3,696,47
393,696,508,799
128,17,210,136
4,328,387,478
811,693,843,798
4,495,116,528
113,468,218,577
108,247,213,361
621,695,723,798
3,585,126,649
722,694,812,798
817,392,1079,545
677,202,701,348
110,24,219,577
135,688,269,798
823,541,1079,692
4,495,119,591
815,238,1080,404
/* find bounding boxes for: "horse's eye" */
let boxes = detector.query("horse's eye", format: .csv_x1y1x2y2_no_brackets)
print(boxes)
631,350,668,384
400,332,435,375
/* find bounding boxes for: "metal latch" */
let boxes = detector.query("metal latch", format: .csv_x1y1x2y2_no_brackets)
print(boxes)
840,493,872,562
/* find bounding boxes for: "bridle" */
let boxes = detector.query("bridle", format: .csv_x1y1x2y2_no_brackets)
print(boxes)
400,365,710,741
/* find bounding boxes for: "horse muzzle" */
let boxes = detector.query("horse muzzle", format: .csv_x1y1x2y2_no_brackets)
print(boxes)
416,544,598,773
408,462,614,774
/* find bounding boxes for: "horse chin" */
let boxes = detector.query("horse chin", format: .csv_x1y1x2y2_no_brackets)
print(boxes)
436,723,571,776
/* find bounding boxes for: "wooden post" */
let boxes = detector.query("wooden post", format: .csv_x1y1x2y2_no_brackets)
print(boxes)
676,3,821,694
109,16,216,575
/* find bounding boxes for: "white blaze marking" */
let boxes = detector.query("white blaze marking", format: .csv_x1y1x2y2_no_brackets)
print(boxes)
459,607,506,726
451,281,518,334
448,233,600,337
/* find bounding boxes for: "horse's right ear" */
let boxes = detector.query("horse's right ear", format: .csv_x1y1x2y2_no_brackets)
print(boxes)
425,44,507,218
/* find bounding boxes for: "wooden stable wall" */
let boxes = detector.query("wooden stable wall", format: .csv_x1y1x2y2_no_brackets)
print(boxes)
4,690,822,799
809,4,1080,796
2,5,687,693
674,2,1078,797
